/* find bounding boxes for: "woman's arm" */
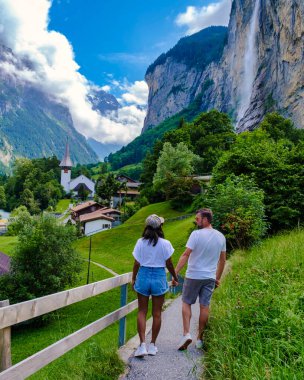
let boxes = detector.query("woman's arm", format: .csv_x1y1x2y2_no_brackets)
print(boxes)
165,257,178,283
132,259,140,289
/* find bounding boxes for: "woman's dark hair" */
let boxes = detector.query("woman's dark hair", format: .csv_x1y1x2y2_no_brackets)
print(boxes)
142,225,164,246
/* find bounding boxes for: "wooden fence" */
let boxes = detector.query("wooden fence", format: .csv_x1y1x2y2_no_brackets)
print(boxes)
0,272,137,380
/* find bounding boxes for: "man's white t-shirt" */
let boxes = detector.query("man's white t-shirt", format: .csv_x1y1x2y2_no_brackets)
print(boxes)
133,238,174,267
186,228,226,280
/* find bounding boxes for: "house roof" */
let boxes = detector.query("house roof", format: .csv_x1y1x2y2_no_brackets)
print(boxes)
59,141,73,168
0,252,11,275
71,201,99,212
79,210,115,223
100,208,121,215
116,174,136,183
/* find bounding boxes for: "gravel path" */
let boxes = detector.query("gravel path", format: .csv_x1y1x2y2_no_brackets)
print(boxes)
121,296,203,380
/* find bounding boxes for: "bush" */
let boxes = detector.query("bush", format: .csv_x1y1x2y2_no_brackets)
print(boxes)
0,214,82,303
6,206,32,236
193,176,267,250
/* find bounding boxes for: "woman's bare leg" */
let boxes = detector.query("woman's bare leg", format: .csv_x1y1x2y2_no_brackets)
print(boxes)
137,293,149,343
151,295,165,344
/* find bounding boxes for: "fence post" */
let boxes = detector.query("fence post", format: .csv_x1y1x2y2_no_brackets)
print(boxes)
118,284,128,347
0,300,12,371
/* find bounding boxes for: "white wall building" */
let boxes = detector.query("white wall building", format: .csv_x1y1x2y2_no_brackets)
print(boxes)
79,211,114,236
60,142,95,197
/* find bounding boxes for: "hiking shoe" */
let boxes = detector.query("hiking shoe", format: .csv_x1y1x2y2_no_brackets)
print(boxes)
195,339,203,349
148,343,158,356
134,343,148,357
178,333,192,350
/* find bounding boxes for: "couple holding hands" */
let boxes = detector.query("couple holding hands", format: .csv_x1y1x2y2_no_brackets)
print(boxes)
131,208,226,357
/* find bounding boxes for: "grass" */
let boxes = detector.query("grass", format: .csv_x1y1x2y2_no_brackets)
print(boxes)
0,235,18,255
124,201,189,226
203,228,304,379
54,199,71,214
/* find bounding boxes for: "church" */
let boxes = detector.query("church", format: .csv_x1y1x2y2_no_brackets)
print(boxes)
60,142,95,198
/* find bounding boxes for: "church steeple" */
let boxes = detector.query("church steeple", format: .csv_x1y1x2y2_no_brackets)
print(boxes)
60,140,73,168
60,140,73,193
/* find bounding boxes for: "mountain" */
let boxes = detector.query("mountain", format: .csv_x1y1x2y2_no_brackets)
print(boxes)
144,0,304,132
87,138,122,161
87,88,120,115
143,26,228,131
0,44,98,172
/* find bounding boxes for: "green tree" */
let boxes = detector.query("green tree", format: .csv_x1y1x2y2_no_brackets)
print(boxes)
7,206,32,236
77,184,90,201
193,176,267,250
213,123,304,232
0,214,82,303
0,186,6,209
96,173,120,205
5,157,63,213
20,188,40,214
153,142,198,208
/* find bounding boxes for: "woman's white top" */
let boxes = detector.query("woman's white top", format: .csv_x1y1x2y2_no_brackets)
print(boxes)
132,237,174,267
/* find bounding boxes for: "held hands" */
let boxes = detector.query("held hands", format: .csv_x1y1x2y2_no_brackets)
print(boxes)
171,278,179,287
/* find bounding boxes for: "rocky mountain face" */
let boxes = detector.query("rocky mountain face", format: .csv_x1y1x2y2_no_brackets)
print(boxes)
87,88,120,116
0,44,98,171
144,0,304,132
143,26,228,131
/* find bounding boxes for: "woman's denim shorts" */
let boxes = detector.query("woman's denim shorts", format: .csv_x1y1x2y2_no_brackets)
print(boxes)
134,266,168,297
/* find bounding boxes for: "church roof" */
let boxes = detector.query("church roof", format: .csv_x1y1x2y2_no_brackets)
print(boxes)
60,141,73,168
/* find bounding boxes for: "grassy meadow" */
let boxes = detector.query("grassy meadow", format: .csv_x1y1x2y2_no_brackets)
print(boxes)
204,229,304,379
54,199,71,214
0,202,194,379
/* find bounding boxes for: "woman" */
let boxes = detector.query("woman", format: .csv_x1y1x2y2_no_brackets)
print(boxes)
132,214,178,357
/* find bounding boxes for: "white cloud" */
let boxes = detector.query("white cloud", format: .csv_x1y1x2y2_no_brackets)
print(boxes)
101,85,111,92
176,0,232,35
0,0,147,145
121,81,148,106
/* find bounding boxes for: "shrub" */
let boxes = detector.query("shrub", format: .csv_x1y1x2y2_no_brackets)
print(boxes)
0,214,82,303
193,176,267,250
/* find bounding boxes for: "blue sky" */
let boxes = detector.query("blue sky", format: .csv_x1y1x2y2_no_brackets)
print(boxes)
49,0,228,87
0,0,230,145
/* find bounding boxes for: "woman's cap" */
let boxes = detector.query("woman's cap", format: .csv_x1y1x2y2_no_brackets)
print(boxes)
145,214,165,228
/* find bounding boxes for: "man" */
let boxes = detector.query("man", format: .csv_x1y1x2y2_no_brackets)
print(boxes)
173,208,226,350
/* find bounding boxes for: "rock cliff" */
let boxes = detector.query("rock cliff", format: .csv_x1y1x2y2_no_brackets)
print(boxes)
144,0,304,132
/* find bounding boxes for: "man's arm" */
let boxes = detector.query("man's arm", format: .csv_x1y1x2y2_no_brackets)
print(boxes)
215,251,226,287
175,247,192,276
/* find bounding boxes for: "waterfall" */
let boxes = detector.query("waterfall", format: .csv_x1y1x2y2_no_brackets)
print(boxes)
237,0,260,125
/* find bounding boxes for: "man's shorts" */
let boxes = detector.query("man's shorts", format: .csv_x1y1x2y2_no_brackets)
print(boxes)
134,266,168,297
182,278,216,306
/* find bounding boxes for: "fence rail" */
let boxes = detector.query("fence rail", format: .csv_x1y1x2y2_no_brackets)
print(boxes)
0,272,136,379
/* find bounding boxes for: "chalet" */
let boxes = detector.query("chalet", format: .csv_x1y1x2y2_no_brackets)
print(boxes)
114,174,141,207
79,211,114,236
99,208,121,225
71,201,103,221
0,252,10,275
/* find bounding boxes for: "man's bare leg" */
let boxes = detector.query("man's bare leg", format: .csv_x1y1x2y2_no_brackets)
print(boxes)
182,302,192,335
198,304,209,340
